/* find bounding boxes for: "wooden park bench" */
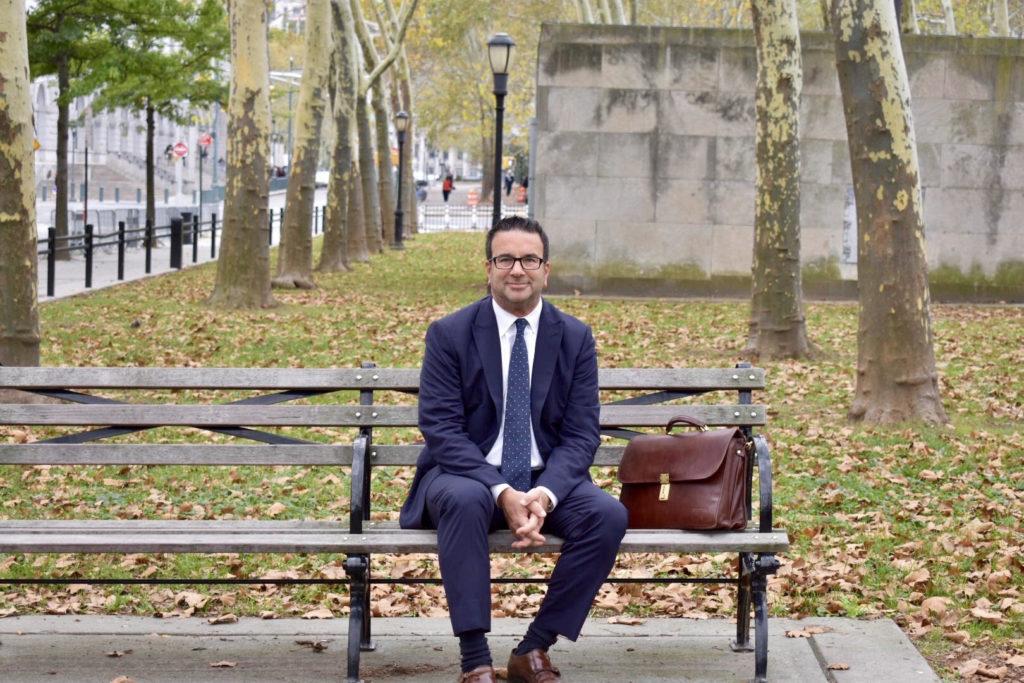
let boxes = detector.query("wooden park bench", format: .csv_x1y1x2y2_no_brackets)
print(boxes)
0,364,788,682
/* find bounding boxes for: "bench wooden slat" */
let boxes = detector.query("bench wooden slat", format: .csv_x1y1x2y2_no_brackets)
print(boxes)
0,403,765,428
0,367,423,391
0,367,764,392
0,521,789,554
0,444,352,466
367,444,631,467
598,367,764,390
0,443,721,468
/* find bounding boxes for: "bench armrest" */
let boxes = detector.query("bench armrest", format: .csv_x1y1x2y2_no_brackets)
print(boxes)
753,435,774,533
350,434,369,534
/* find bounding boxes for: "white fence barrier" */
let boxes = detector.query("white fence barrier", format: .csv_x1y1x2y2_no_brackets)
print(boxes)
417,203,528,233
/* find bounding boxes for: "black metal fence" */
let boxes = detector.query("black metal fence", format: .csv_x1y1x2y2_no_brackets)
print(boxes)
37,206,326,298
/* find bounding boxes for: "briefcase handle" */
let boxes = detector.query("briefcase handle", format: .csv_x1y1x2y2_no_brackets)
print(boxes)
666,415,709,433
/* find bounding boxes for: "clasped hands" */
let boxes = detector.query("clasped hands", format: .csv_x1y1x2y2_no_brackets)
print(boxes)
498,487,551,549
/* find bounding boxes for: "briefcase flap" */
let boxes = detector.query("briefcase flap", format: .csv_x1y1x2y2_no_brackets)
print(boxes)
617,428,744,484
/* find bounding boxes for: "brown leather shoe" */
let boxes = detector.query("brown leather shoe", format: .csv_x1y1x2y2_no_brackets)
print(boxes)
507,649,562,682
457,664,496,682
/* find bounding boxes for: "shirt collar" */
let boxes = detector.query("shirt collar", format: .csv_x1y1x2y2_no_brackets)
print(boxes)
492,298,543,336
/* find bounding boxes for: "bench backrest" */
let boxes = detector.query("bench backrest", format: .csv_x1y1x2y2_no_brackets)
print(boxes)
0,365,765,463
0,365,767,531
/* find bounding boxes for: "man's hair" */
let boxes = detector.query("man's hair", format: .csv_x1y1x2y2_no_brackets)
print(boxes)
485,216,550,261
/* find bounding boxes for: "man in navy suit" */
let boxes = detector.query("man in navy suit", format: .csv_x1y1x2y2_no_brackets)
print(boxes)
400,216,628,683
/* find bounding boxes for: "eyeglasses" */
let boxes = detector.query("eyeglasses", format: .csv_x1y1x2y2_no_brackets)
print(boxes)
490,255,545,270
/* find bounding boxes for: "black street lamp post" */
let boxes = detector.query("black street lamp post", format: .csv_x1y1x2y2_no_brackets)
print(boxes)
393,111,410,249
488,33,515,228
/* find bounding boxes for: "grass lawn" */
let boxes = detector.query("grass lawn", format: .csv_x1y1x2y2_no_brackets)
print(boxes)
2,231,1022,679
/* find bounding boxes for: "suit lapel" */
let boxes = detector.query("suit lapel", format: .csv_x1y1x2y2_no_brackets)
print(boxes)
531,301,563,419
472,298,503,414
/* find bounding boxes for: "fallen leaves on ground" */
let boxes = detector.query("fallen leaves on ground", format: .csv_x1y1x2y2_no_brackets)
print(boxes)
1,233,1022,682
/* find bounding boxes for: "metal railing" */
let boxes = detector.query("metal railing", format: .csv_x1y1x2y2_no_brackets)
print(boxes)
37,206,327,298
36,202,521,297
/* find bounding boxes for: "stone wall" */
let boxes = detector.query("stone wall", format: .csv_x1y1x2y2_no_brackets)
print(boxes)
533,24,1024,301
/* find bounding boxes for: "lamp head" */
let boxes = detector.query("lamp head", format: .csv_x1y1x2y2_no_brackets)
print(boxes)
394,111,409,134
488,33,515,76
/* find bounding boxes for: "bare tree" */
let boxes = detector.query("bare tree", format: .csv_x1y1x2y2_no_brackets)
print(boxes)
0,0,41,372
274,0,331,290
900,0,919,33
378,0,418,238
746,0,812,360
831,0,947,425
208,0,276,309
940,0,956,34
317,0,359,272
994,0,1010,36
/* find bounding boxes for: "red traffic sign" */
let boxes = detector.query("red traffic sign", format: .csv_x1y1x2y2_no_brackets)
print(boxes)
173,141,189,157
198,133,213,148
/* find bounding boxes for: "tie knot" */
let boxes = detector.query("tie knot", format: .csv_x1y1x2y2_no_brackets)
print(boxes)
515,318,527,334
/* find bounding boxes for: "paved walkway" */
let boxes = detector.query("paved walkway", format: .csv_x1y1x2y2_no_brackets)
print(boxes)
0,615,936,682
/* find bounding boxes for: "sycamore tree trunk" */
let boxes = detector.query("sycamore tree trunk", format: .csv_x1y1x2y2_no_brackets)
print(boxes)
398,66,417,237
274,0,330,289
832,0,947,425
356,0,418,247
334,0,367,264
54,52,70,259
575,0,596,22
940,0,956,34
355,94,383,254
346,162,367,260
898,0,919,33
746,0,812,360
317,0,358,272
209,0,276,309
995,0,1010,36
380,0,418,236
371,82,396,247
317,117,352,272
0,0,41,371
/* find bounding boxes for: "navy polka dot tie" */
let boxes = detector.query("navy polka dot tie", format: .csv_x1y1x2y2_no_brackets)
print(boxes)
502,318,532,492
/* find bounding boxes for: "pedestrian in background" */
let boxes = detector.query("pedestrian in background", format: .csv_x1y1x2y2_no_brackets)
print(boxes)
443,173,455,203
504,168,515,197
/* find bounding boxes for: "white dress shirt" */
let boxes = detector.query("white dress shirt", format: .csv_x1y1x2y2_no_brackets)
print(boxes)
485,299,558,510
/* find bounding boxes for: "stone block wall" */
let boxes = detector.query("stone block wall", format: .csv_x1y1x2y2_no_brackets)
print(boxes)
533,24,1024,301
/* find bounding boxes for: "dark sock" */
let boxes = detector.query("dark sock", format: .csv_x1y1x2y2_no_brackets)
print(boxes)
459,629,491,673
514,622,558,656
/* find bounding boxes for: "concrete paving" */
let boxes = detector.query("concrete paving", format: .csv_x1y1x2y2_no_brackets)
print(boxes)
0,615,937,682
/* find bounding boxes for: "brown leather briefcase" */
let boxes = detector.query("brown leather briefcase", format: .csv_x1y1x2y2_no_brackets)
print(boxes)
617,415,750,530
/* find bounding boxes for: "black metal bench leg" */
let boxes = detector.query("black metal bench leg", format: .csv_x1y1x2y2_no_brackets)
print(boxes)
360,559,375,652
731,553,754,653
750,553,780,683
344,555,372,683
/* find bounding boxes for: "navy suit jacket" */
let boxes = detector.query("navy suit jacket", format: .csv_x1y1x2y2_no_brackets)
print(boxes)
399,296,601,529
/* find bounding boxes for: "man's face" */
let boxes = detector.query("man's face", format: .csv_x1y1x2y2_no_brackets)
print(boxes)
486,230,550,317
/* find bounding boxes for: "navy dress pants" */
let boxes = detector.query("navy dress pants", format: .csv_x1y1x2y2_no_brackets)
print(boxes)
425,471,628,639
